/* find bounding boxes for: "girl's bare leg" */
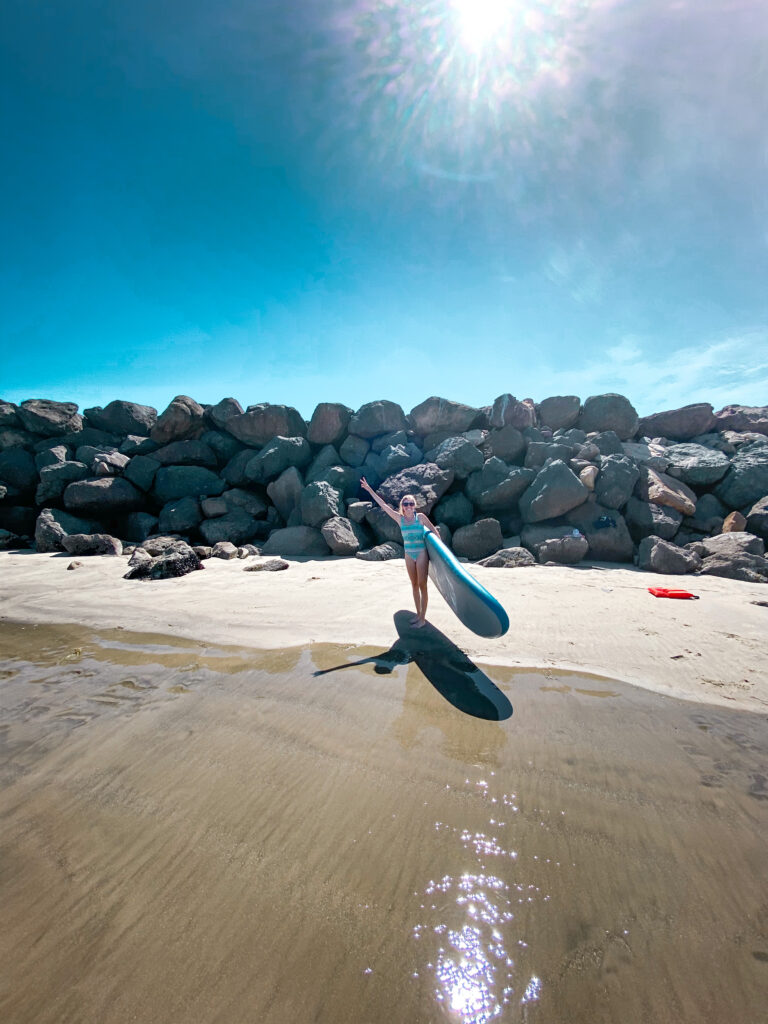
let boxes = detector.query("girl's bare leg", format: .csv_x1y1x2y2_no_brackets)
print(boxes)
414,552,429,627
406,557,421,623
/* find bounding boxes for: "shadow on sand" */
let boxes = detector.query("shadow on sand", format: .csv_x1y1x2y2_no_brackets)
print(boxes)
313,610,513,721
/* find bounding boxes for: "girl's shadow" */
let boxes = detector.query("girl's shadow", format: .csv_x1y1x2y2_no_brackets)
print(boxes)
313,610,513,721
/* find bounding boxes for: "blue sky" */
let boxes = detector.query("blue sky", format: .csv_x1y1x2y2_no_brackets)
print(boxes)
2,0,767,419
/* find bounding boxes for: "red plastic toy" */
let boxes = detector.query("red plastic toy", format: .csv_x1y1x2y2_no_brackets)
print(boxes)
648,587,699,600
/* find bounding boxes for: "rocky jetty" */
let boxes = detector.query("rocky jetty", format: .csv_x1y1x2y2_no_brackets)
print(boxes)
1,394,766,581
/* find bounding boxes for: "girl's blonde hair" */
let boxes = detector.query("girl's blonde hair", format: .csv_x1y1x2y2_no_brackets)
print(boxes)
398,493,418,515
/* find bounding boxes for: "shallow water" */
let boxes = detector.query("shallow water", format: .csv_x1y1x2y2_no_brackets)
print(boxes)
0,617,766,1024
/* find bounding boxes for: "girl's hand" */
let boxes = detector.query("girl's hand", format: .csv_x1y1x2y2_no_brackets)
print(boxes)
360,476,372,493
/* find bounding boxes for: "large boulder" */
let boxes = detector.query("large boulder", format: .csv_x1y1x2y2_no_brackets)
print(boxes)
199,430,243,465
485,424,526,463
663,443,730,487
476,546,536,568
307,403,353,445
35,508,101,552
150,395,205,444
0,448,38,496
199,509,259,546
35,461,89,504
207,397,245,432
124,547,204,581
564,499,635,562
635,466,697,516
746,496,768,541
713,405,768,436
151,440,218,468
422,436,483,479
519,460,589,523
378,463,454,514
355,541,404,561
578,394,638,440
536,395,580,431
432,492,474,530
0,429,35,451
119,435,159,457
591,431,624,456
320,516,368,555
311,464,364,500
714,441,768,509
84,400,157,436
521,524,589,564
339,434,370,467
624,496,683,542
452,518,503,560
300,481,342,527
221,448,255,487
245,436,312,483
124,455,161,492
489,394,536,431
225,404,306,445
120,511,159,542
158,496,202,535
63,477,144,515
697,552,768,583
621,441,671,471
0,506,36,536
61,533,123,556
524,442,573,469
219,488,268,519
465,458,535,511
637,403,716,441
306,444,342,483
267,466,304,521
637,536,702,574
408,397,479,437
0,400,20,428
349,400,408,439
594,454,639,509
261,526,330,556
374,442,423,478
364,507,402,544
152,466,225,505
698,532,764,558
35,445,69,470
17,399,82,437
93,451,130,477
684,493,727,534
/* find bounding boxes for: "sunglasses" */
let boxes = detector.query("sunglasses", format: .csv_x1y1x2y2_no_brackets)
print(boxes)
402,501,415,506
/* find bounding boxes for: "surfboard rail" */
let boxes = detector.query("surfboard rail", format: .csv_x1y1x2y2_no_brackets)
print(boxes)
425,532,509,639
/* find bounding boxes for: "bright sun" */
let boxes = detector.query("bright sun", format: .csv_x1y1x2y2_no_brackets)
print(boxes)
452,0,514,50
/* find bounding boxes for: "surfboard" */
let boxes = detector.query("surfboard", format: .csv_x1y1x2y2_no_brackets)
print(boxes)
425,532,509,639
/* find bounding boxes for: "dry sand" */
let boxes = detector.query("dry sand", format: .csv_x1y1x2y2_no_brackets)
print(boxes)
1,550,767,711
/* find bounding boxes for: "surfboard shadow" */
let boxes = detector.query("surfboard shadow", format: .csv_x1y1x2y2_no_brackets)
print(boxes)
312,611,512,722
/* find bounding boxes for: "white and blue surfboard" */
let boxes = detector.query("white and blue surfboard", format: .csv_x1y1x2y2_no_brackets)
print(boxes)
425,532,509,639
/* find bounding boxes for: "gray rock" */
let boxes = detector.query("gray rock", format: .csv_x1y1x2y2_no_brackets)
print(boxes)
370,430,409,454
485,424,526,463
595,454,640,509
93,451,130,476
524,442,573,469
683,493,726,534
746,496,768,541
349,400,408,439
0,506,36,536
141,535,191,556
67,560,83,570
36,461,90,504
637,536,702,574
637,403,716,441
465,460,536,511
355,541,404,561
17,399,82,437
199,429,243,464
124,455,161,492
245,436,312,483
120,512,159,542
225,403,306,445
452,518,503,560
311,465,364,500
408,396,479,437
151,440,218,467
373,442,421,478
158,496,202,534
84,400,157,436
432,492,474,529
124,548,204,580
35,445,69,471
63,477,144,515
476,546,536,568
699,532,765,558
221,448,256,487
152,466,225,505
151,395,205,444
0,448,38,495
267,466,304,521
663,443,730,487
35,508,101,552
119,435,159,457
521,524,589,564
0,527,20,549
697,552,768,583
339,434,370,467
564,499,635,562
200,510,259,546
536,395,580,431
379,463,454,515
307,402,353,445
75,444,117,467
578,394,639,440
621,441,671,471
127,547,153,567
346,500,373,523
590,431,624,456
212,541,239,559
624,496,683,542
244,558,289,572
61,533,123,556
220,488,268,518
301,481,342,527
192,545,213,560
321,516,368,555
0,400,20,428
52,426,116,451
306,444,342,483
261,526,331,556
207,397,244,432
425,436,484,479
489,394,536,431
713,404,768,436
714,441,768,509
0,429,35,451
364,507,403,545
519,460,589,523
200,496,228,518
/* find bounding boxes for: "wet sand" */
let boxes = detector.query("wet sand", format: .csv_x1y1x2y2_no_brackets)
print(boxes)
1,619,766,1024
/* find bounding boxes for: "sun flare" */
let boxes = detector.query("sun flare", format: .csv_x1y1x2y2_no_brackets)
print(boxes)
452,0,514,50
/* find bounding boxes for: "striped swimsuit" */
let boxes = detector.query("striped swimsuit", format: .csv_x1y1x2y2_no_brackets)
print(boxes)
400,514,427,561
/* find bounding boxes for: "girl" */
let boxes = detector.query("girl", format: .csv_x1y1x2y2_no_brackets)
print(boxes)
360,477,438,628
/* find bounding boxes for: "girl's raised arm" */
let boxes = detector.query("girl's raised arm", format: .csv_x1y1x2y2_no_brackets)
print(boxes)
360,477,401,523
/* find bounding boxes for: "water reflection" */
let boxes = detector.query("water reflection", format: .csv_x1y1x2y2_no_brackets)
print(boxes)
313,610,513,721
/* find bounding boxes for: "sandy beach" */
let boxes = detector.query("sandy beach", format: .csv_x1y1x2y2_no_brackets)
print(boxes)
1,551,767,712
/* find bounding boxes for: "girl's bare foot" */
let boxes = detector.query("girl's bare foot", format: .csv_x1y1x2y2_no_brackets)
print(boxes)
414,617,427,629
410,615,420,625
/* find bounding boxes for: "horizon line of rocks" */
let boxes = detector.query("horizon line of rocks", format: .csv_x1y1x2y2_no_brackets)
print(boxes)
0,393,766,583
